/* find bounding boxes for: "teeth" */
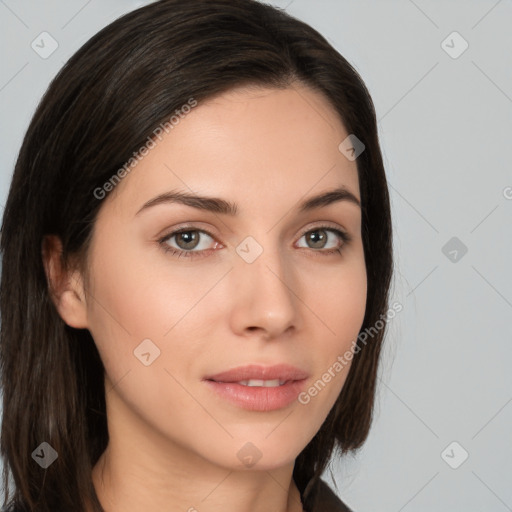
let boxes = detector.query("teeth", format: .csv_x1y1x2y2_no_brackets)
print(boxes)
238,379,287,387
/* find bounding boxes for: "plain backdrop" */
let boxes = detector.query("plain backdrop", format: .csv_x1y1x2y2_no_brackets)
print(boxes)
0,1,511,511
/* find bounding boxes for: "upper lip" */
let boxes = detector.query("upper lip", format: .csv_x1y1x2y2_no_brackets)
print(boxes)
204,364,309,383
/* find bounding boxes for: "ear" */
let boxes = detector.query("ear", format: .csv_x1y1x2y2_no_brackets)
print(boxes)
42,234,89,329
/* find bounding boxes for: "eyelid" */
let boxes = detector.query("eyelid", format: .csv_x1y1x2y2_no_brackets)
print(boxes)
158,222,350,243
297,221,351,239
157,222,219,241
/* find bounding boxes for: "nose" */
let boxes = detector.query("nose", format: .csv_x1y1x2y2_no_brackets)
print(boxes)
228,241,300,341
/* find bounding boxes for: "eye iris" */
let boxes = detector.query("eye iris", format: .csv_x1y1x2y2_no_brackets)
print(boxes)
307,230,327,249
176,231,200,250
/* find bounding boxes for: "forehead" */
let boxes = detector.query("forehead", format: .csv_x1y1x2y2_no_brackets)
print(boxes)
103,84,360,219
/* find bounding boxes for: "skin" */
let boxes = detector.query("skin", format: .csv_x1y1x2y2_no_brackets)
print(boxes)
44,83,367,512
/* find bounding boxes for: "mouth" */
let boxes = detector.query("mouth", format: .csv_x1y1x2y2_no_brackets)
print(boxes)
235,379,288,387
203,364,309,411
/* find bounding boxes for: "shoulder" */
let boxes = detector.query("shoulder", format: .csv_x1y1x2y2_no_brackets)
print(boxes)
308,478,354,512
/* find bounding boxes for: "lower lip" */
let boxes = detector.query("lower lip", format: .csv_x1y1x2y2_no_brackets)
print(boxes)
204,379,307,411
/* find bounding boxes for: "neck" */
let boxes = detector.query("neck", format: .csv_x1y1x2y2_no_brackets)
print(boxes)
91,445,304,512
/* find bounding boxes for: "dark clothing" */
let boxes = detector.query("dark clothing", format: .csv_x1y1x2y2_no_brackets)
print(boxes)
3,477,353,511
308,478,353,511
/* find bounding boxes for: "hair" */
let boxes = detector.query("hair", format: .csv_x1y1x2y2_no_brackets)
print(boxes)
0,0,393,510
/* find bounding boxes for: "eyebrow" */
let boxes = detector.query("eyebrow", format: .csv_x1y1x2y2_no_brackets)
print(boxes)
135,186,361,217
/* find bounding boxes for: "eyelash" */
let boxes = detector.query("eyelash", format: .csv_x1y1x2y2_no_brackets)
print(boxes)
158,224,352,260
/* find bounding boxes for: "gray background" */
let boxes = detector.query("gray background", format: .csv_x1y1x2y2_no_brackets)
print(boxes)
1,1,511,511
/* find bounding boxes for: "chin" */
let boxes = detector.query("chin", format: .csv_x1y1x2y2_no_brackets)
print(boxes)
198,435,302,472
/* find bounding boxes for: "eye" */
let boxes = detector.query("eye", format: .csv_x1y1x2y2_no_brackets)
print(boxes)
295,226,351,256
159,228,220,259
158,224,352,260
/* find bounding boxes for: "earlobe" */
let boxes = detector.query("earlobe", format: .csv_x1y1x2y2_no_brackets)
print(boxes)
42,234,89,329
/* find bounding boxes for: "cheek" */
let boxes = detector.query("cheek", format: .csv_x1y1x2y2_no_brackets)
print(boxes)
309,254,367,346
84,232,223,381
83,239,211,433
299,255,367,408
86,226,174,335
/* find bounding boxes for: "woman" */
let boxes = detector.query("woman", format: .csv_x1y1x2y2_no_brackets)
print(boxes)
0,0,393,511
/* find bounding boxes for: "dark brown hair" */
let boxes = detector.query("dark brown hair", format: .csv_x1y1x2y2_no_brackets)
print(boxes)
0,0,393,510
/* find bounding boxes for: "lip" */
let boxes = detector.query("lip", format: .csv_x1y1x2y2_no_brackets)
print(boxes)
204,364,309,383
203,364,309,412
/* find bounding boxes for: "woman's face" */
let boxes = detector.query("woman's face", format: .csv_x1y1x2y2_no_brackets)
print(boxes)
81,84,367,472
